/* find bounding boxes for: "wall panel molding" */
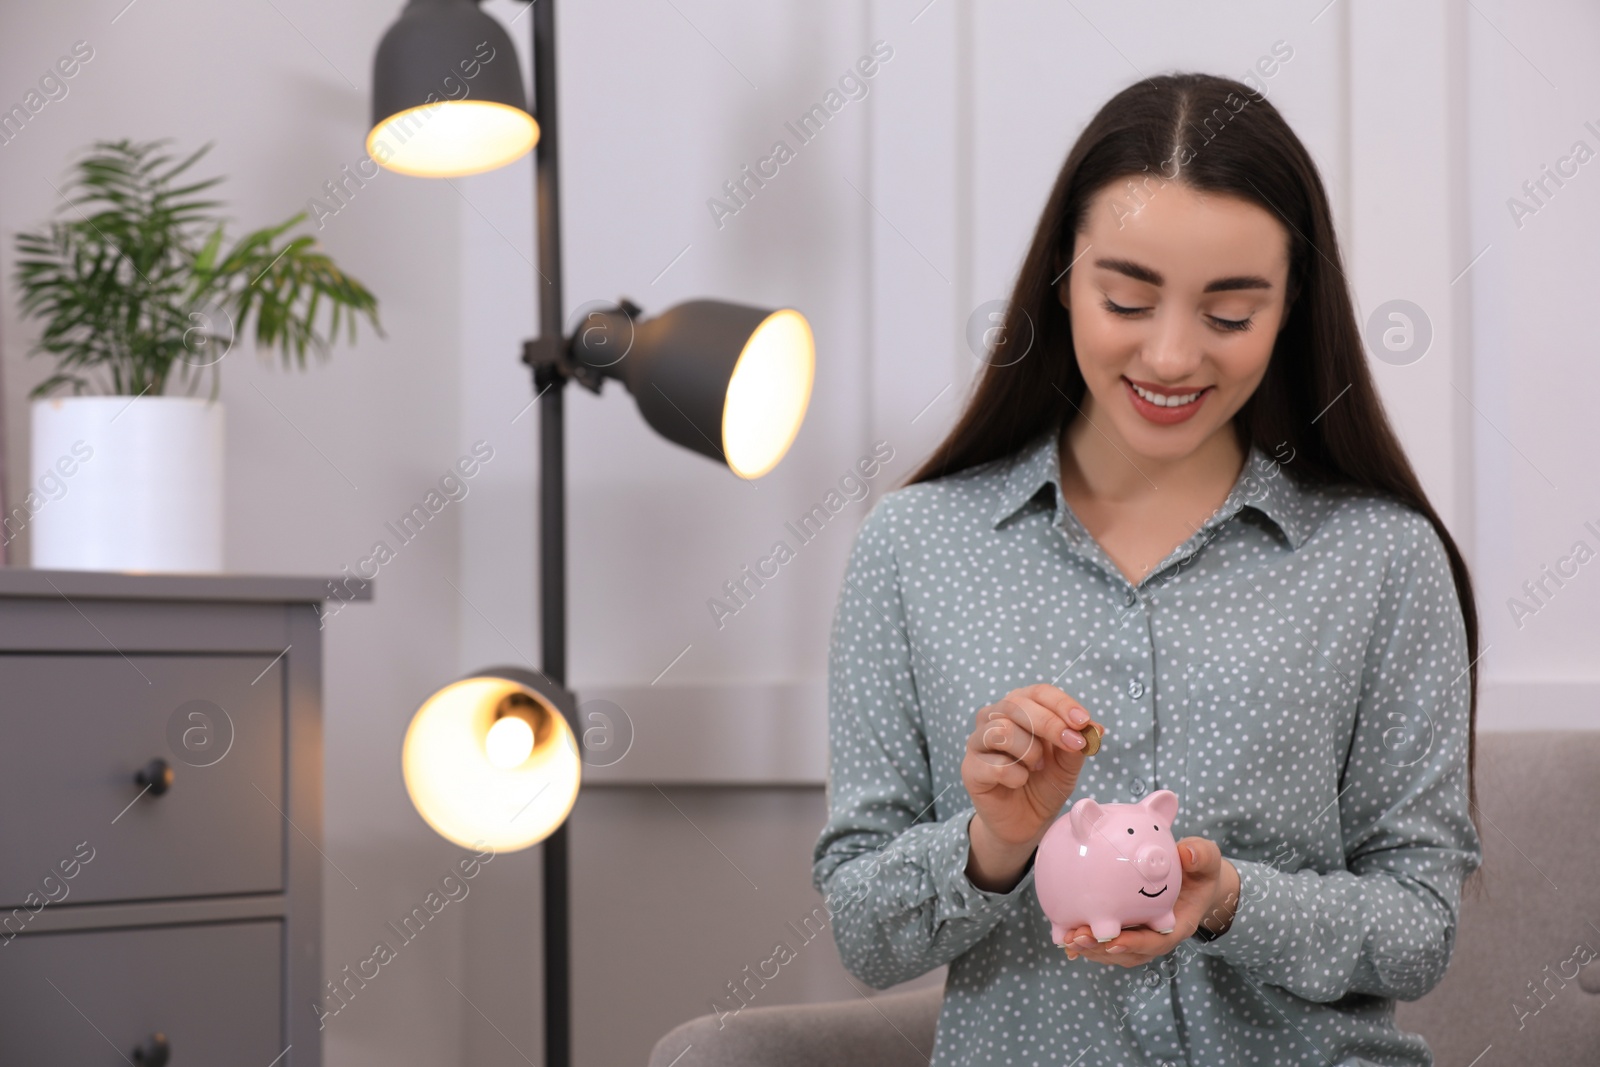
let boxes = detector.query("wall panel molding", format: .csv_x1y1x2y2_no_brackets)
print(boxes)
578,680,829,785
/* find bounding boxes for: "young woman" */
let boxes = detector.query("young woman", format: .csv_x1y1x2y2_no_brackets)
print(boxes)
812,72,1483,1066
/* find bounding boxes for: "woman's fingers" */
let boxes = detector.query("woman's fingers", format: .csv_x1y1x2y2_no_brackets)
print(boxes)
978,691,1084,760
964,685,1106,814
965,749,1031,791
1010,686,1101,756
1061,923,1166,967
1007,690,1079,748
1016,684,1094,733
1177,835,1222,874
972,709,1046,769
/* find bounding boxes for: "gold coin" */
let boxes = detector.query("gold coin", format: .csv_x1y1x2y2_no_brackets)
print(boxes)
1080,722,1103,757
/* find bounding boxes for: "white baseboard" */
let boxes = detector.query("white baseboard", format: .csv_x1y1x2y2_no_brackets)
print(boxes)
1479,678,1600,731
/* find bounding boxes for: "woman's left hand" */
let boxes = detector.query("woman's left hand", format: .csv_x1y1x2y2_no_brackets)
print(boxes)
1061,836,1240,966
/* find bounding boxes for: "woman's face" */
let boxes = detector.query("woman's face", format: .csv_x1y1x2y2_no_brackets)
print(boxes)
1058,180,1293,465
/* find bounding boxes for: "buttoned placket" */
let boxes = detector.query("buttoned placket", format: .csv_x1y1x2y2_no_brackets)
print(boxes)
1044,488,1242,1066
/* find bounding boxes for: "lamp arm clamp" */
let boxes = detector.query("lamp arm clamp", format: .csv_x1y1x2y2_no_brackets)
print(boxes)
521,296,643,397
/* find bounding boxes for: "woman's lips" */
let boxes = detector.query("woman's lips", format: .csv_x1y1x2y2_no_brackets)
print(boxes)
1123,376,1211,425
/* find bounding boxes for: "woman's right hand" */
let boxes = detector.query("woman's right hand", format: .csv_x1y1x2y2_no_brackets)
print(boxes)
962,683,1105,854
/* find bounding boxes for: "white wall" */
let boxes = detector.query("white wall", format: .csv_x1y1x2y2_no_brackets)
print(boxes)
1,1,1593,1065
1463,0,1600,713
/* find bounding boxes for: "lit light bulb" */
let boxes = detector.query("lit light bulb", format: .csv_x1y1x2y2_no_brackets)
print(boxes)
402,676,581,851
722,308,814,479
485,715,535,768
367,102,538,178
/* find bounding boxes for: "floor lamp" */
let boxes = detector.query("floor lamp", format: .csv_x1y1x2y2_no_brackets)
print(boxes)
366,3,817,1066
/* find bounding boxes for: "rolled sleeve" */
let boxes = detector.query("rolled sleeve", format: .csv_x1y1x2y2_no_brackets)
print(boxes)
1194,509,1483,1003
937,811,1040,916
812,495,1034,990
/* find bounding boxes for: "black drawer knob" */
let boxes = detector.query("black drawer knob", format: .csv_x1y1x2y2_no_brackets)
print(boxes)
132,1032,170,1066
135,758,174,797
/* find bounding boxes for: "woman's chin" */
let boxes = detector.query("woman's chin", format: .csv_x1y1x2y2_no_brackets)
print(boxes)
1111,418,1214,464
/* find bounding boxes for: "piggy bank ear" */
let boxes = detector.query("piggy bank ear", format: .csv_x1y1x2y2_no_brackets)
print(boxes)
1141,789,1179,825
1068,797,1105,843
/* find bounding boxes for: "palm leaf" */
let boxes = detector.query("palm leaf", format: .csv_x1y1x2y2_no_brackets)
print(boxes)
12,138,382,397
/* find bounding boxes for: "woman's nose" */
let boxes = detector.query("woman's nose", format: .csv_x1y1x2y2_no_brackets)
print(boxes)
1142,312,1208,379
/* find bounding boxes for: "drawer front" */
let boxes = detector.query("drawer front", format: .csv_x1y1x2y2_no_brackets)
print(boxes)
0,920,283,1063
0,654,285,908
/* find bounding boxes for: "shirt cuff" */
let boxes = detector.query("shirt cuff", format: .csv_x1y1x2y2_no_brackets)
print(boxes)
1190,857,1283,969
932,810,1038,925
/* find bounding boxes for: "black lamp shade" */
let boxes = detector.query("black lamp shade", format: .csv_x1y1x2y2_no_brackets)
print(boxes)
369,0,537,177
574,300,816,479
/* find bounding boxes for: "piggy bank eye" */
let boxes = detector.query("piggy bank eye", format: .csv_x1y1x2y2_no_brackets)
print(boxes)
1153,824,1158,830
1126,828,1134,835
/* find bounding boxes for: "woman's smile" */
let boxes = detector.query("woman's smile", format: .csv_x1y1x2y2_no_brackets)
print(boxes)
1122,375,1212,425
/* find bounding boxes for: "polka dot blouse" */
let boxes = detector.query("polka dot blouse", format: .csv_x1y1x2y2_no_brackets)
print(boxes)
811,419,1483,1066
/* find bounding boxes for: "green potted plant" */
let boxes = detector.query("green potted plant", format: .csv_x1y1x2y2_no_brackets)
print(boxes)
12,138,382,572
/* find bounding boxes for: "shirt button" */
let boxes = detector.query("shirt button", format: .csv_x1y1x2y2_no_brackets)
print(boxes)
1124,590,1137,607
1127,678,1145,698
1142,967,1162,988
1131,776,1146,794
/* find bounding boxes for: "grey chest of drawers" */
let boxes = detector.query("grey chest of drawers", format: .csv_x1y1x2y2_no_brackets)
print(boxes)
0,568,370,1067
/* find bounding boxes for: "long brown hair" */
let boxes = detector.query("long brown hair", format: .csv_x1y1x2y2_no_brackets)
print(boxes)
903,72,1482,892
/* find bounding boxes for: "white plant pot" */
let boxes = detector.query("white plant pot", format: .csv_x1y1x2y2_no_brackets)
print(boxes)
27,396,224,572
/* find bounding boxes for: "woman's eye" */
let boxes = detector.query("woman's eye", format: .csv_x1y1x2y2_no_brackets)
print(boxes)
1101,297,1254,334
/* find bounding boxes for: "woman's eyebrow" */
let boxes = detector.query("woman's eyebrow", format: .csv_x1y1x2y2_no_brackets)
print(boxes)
1094,256,1273,293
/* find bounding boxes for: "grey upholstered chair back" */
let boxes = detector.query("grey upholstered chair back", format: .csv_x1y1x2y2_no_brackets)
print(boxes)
648,729,1600,1066
1393,729,1600,1064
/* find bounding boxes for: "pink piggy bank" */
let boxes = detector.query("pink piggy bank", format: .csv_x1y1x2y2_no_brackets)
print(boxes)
1035,789,1182,946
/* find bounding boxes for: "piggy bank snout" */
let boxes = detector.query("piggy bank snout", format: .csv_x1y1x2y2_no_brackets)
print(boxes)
1133,843,1170,880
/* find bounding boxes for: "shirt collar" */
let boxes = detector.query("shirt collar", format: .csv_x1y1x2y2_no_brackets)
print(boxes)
987,421,1314,551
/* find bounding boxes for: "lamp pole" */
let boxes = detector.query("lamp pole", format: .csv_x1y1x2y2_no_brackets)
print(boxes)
373,6,813,1064
525,2,572,1065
